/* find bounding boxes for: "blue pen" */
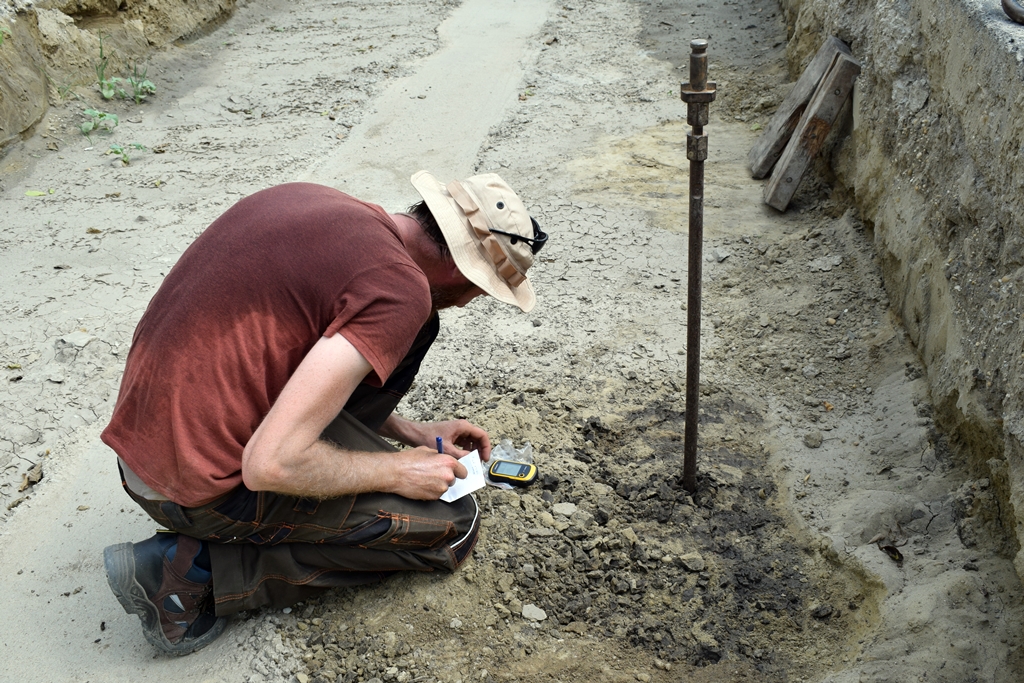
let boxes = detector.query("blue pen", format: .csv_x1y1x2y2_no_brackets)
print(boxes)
436,436,443,454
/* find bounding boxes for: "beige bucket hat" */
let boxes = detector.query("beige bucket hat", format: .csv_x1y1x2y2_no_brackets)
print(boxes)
411,170,545,312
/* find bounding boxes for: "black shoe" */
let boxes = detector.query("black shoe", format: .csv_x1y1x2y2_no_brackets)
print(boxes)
104,534,227,655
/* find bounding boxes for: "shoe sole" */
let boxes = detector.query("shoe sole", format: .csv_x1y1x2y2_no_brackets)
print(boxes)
104,542,227,656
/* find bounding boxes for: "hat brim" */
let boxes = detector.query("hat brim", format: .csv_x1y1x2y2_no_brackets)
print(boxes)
411,171,536,313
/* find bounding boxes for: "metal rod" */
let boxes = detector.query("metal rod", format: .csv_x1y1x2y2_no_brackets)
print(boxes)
680,39,716,494
1004,0,1024,24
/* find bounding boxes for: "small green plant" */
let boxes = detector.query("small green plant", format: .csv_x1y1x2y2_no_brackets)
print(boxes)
92,35,156,103
101,75,127,100
80,109,119,142
58,83,75,100
107,142,147,165
94,34,127,100
95,34,110,90
45,74,79,102
0,25,12,48
126,62,156,104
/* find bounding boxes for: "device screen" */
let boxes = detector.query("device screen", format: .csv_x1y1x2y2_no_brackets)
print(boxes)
493,461,526,476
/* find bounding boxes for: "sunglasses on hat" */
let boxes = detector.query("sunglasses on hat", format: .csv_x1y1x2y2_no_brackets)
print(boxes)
489,217,548,255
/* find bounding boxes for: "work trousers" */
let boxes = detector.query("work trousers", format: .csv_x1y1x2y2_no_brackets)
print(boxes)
122,314,481,615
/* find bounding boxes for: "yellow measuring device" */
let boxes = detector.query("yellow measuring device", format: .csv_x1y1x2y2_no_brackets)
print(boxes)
487,459,538,488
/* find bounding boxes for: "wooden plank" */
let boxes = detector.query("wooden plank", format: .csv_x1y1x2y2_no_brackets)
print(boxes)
763,52,861,212
748,36,851,179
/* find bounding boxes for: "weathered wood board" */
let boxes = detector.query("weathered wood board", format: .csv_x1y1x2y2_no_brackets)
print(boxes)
748,36,851,179
763,52,861,212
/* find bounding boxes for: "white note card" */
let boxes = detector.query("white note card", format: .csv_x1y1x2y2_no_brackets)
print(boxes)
440,450,485,503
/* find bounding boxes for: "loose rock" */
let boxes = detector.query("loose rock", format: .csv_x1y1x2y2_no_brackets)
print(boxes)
811,604,834,620
803,431,824,448
521,604,547,621
552,502,577,517
679,552,706,572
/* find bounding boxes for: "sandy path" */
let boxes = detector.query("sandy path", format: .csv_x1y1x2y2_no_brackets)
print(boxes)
2,0,1023,681
1,0,549,679
299,0,553,200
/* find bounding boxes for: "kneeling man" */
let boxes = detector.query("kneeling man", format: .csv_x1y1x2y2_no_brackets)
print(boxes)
101,171,547,654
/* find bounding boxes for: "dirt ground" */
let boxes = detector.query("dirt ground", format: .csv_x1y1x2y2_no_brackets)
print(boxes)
1,0,1023,682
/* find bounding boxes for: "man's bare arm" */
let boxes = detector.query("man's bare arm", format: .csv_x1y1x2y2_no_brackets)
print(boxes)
241,334,466,500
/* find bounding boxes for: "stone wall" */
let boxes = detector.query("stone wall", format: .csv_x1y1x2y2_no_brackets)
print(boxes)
778,0,1024,580
0,0,234,148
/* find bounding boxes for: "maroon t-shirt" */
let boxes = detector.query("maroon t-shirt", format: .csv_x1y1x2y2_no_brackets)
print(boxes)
101,183,431,506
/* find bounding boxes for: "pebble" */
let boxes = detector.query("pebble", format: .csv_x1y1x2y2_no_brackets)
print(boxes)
803,431,824,448
809,255,843,271
296,674,310,683
571,509,594,527
44,366,65,383
522,604,547,621
811,604,834,619
552,502,577,517
450,618,463,629
680,552,706,572
58,330,96,348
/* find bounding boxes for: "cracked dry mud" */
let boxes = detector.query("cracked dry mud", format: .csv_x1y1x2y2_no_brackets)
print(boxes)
1,0,1023,682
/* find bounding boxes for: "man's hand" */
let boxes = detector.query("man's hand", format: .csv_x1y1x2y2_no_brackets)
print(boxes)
388,446,468,500
432,419,492,461
380,414,492,461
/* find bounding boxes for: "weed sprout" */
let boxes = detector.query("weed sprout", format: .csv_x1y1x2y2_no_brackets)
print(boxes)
127,63,157,104
107,142,147,165
80,110,119,142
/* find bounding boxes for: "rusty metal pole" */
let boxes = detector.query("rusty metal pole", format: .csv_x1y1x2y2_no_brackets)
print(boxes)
680,40,716,494
1004,0,1024,24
